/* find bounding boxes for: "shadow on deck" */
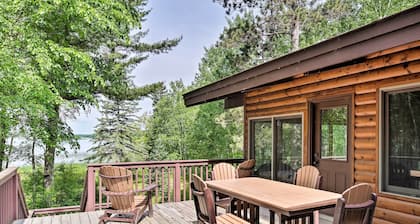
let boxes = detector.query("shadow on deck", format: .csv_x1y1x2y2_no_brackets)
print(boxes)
14,201,333,224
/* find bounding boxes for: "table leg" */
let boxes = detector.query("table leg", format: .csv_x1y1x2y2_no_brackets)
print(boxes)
248,204,260,224
270,210,275,224
244,202,248,220
309,212,314,224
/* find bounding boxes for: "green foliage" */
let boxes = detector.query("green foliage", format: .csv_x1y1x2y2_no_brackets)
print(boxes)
0,0,179,185
20,164,86,209
142,81,197,160
86,98,143,163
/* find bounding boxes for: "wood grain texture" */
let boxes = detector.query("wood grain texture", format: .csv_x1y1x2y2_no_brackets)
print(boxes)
244,43,420,224
206,177,341,215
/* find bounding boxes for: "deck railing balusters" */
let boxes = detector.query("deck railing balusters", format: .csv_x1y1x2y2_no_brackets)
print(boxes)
182,166,186,201
80,159,243,212
161,167,164,203
135,168,139,191
99,176,102,210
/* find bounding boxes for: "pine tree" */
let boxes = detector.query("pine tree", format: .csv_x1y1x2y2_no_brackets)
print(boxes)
86,98,142,163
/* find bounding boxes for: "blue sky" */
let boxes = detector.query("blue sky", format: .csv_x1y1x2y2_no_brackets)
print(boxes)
68,0,227,134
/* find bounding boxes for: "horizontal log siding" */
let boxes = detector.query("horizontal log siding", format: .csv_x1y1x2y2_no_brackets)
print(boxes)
244,44,420,224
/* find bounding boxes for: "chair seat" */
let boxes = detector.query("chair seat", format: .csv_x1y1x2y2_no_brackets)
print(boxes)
134,195,148,207
216,213,250,224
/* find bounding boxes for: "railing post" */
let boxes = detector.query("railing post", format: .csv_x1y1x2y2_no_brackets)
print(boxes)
86,167,96,211
174,163,181,202
15,174,18,220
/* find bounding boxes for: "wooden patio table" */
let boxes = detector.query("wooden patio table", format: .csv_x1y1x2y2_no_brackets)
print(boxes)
206,177,342,224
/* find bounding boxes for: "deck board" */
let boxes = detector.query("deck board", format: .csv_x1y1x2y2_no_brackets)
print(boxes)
14,201,332,224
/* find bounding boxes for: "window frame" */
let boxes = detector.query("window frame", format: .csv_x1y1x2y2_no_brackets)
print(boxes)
379,83,420,199
248,113,304,181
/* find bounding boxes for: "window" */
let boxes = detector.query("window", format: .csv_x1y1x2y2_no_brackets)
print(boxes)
320,106,348,161
250,115,302,182
382,87,420,198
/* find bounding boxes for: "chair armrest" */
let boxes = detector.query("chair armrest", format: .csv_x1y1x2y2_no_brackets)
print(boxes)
136,183,157,193
101,190,136,197
345,200,375,210
101,184,157,197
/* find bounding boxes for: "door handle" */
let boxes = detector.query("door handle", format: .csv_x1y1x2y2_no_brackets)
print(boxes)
313,153,320,166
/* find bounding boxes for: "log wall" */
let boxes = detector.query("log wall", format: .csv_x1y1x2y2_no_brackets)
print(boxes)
244,41,420,224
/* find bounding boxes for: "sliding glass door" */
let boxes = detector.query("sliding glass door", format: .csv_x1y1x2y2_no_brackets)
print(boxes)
250,115,302,182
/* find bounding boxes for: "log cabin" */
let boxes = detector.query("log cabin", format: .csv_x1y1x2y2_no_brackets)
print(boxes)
184,5,420,224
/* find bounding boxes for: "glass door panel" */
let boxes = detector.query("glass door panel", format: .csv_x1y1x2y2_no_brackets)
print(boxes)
275,117,302,183
251,120,272,179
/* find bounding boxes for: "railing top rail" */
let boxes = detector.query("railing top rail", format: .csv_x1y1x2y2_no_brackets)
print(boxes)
0,167,18,186
87,158,244,168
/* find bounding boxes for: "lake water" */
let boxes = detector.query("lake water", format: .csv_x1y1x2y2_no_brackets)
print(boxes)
10,138,94,167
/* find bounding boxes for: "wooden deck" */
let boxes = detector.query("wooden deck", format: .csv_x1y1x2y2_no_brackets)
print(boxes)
14,201,333,224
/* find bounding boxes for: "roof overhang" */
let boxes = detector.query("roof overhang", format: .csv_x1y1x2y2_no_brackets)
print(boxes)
183,5,420,107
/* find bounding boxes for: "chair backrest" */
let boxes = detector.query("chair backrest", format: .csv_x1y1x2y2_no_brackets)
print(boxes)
237,159,256,178
99,166,134,210
333,183,377,224
191,175,216,224
295,165,321,189
212,162,237,180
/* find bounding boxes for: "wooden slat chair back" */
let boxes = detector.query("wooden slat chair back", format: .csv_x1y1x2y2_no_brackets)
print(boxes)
211,163,237,212
100,166,134,210
237,159,256,178
333,183,377,224
294,165,322,189
212,163,237,180
99,166,157,224
191,174,211,223
191,175,250,224
272,165,322,224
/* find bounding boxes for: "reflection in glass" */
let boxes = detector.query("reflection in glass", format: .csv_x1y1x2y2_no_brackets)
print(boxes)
252,120,272,179
320,106,347,160
276,118,302,183
385,90,420,197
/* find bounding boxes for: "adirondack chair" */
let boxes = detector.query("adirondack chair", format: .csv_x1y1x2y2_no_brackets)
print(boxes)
191,174,249,224
271,165,322,223
237,159,256,178
211,163,237,212
333,183,377,224
98,166,157,224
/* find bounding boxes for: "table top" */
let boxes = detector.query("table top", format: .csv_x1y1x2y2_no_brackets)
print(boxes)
206,177,342,215
410,170,420,178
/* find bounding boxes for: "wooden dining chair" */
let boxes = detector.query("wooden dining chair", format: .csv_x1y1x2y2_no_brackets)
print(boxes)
333,183,377,224
271,165,322,224
98,166,157,224
294,165,322,189
212,162,237,180
211,163,237,212
237,159,256,178
191,175,249,224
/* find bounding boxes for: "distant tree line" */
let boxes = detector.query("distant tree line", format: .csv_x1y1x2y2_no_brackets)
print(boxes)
0,0,180,189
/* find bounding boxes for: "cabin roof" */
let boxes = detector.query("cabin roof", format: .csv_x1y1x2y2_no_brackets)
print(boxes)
183,4,420,107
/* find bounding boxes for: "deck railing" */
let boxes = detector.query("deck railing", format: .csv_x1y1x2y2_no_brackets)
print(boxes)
81,158,244,212
0,167,29,224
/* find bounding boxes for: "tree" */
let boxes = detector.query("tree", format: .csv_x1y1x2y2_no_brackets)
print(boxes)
214,0,355,59
86,97,142,163
142,81,197,161
0,0,179,186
